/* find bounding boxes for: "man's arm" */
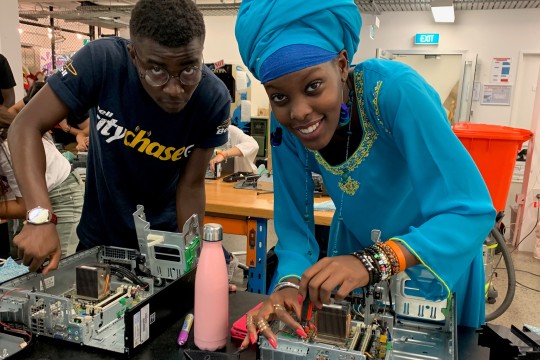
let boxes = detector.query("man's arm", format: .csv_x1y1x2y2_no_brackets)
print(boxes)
7,84,71,273
176,147,215,229
1,88,15,108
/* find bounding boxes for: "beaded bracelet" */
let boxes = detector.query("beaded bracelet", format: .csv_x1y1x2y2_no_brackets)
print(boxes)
351,251,374,285
375,242,400,275
272,281,300,293
364,246,390,281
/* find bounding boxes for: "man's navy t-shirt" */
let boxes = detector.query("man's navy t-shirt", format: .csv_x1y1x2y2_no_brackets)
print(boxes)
47,37,230,249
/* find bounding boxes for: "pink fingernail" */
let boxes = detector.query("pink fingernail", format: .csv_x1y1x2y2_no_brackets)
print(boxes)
296,328,308,338
250,333,257,344
316,303,323,310
297,294,303,305
268,338,277,349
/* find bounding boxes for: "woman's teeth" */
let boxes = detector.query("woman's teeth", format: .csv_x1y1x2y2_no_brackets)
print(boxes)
299,122,320,134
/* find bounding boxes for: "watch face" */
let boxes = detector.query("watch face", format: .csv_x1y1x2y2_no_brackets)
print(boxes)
28,207,50,224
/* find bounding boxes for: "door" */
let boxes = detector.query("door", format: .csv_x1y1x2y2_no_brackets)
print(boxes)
376,49,476,124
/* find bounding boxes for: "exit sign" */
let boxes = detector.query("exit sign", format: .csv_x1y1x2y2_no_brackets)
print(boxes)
415,33,440,45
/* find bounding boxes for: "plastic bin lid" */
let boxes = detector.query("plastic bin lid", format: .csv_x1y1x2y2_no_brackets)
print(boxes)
452,122,533,142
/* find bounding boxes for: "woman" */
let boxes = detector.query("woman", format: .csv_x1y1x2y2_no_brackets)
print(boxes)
0,102,84,258
235,0,495,349
208,124,259,173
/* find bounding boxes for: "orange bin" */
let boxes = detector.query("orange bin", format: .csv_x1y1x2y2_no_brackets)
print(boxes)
453,123,533,213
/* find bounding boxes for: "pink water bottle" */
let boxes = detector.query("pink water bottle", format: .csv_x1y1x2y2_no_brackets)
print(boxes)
194,223,229,350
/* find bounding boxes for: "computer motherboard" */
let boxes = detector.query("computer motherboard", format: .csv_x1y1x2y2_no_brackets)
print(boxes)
259,269,457,360
0,206,199,356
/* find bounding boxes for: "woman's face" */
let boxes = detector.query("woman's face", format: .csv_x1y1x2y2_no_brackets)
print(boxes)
264,53,348,150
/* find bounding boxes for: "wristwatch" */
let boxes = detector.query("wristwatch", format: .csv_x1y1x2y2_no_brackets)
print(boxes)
26,206,57,225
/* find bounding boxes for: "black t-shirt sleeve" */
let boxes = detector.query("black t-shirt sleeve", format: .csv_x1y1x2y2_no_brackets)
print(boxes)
67,111,89,127
0,54,16,89
46,39,108,116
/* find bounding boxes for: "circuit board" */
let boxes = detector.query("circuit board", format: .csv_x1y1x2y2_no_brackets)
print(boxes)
0,206,200,355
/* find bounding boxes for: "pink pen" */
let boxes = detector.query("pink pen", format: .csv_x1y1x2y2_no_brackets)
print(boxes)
177,313,194,346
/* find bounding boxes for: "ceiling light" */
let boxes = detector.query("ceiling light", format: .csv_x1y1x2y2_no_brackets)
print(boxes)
431,0,455,23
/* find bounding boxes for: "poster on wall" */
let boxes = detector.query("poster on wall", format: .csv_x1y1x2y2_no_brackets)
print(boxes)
490,57,512,83
481,84,512,106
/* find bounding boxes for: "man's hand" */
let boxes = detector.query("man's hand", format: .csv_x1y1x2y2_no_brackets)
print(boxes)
14,223,62,274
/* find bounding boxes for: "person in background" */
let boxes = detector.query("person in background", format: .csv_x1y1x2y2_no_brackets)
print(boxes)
235,0,495,349
0,54,16,109
9,81,91,153
209,124,259,173
8,0,231,274
0,107,84,257
54,116,90,152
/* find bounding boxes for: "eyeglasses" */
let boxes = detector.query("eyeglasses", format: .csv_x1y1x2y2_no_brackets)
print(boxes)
134,50,204,87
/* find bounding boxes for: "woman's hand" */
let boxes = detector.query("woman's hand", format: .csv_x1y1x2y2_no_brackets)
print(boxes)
208,152,227,172
75,133,89,151
239,287,308,350
299,255,369,309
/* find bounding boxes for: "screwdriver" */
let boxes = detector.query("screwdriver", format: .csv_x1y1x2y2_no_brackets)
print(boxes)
300,290,313,329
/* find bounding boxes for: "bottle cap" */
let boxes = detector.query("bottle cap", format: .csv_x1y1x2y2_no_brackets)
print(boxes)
202,223,223,242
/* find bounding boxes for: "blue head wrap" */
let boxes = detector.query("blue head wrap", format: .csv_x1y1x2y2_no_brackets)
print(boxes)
235,0,362,83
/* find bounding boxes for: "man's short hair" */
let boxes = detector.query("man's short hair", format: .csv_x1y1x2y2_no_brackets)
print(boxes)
130,0,205,47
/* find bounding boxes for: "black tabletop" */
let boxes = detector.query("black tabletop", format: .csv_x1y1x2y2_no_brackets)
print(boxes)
17,291,490,360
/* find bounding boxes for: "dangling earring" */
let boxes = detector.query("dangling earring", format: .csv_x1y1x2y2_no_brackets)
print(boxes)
338,83,354,127
270,127,282,147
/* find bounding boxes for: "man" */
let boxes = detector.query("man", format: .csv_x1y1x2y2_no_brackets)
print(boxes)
8,0,231,273
0,54,16,108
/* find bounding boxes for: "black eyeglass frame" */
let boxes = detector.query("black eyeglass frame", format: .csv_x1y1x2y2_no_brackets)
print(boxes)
133,49,205,87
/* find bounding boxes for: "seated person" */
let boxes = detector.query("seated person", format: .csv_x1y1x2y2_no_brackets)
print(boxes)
209,124,259,173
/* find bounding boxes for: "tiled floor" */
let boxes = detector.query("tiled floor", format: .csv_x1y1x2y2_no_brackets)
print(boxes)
224,220,540,330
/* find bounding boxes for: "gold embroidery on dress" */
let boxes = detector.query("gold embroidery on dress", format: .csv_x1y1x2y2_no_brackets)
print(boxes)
373,80,391,134
313,70,378,196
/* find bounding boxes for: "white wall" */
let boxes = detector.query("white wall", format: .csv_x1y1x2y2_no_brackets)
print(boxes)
357,9,540,128
203,16,268,116
204,10,540,122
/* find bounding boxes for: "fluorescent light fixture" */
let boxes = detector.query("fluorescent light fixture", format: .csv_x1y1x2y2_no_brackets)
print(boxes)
431,0,455,23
